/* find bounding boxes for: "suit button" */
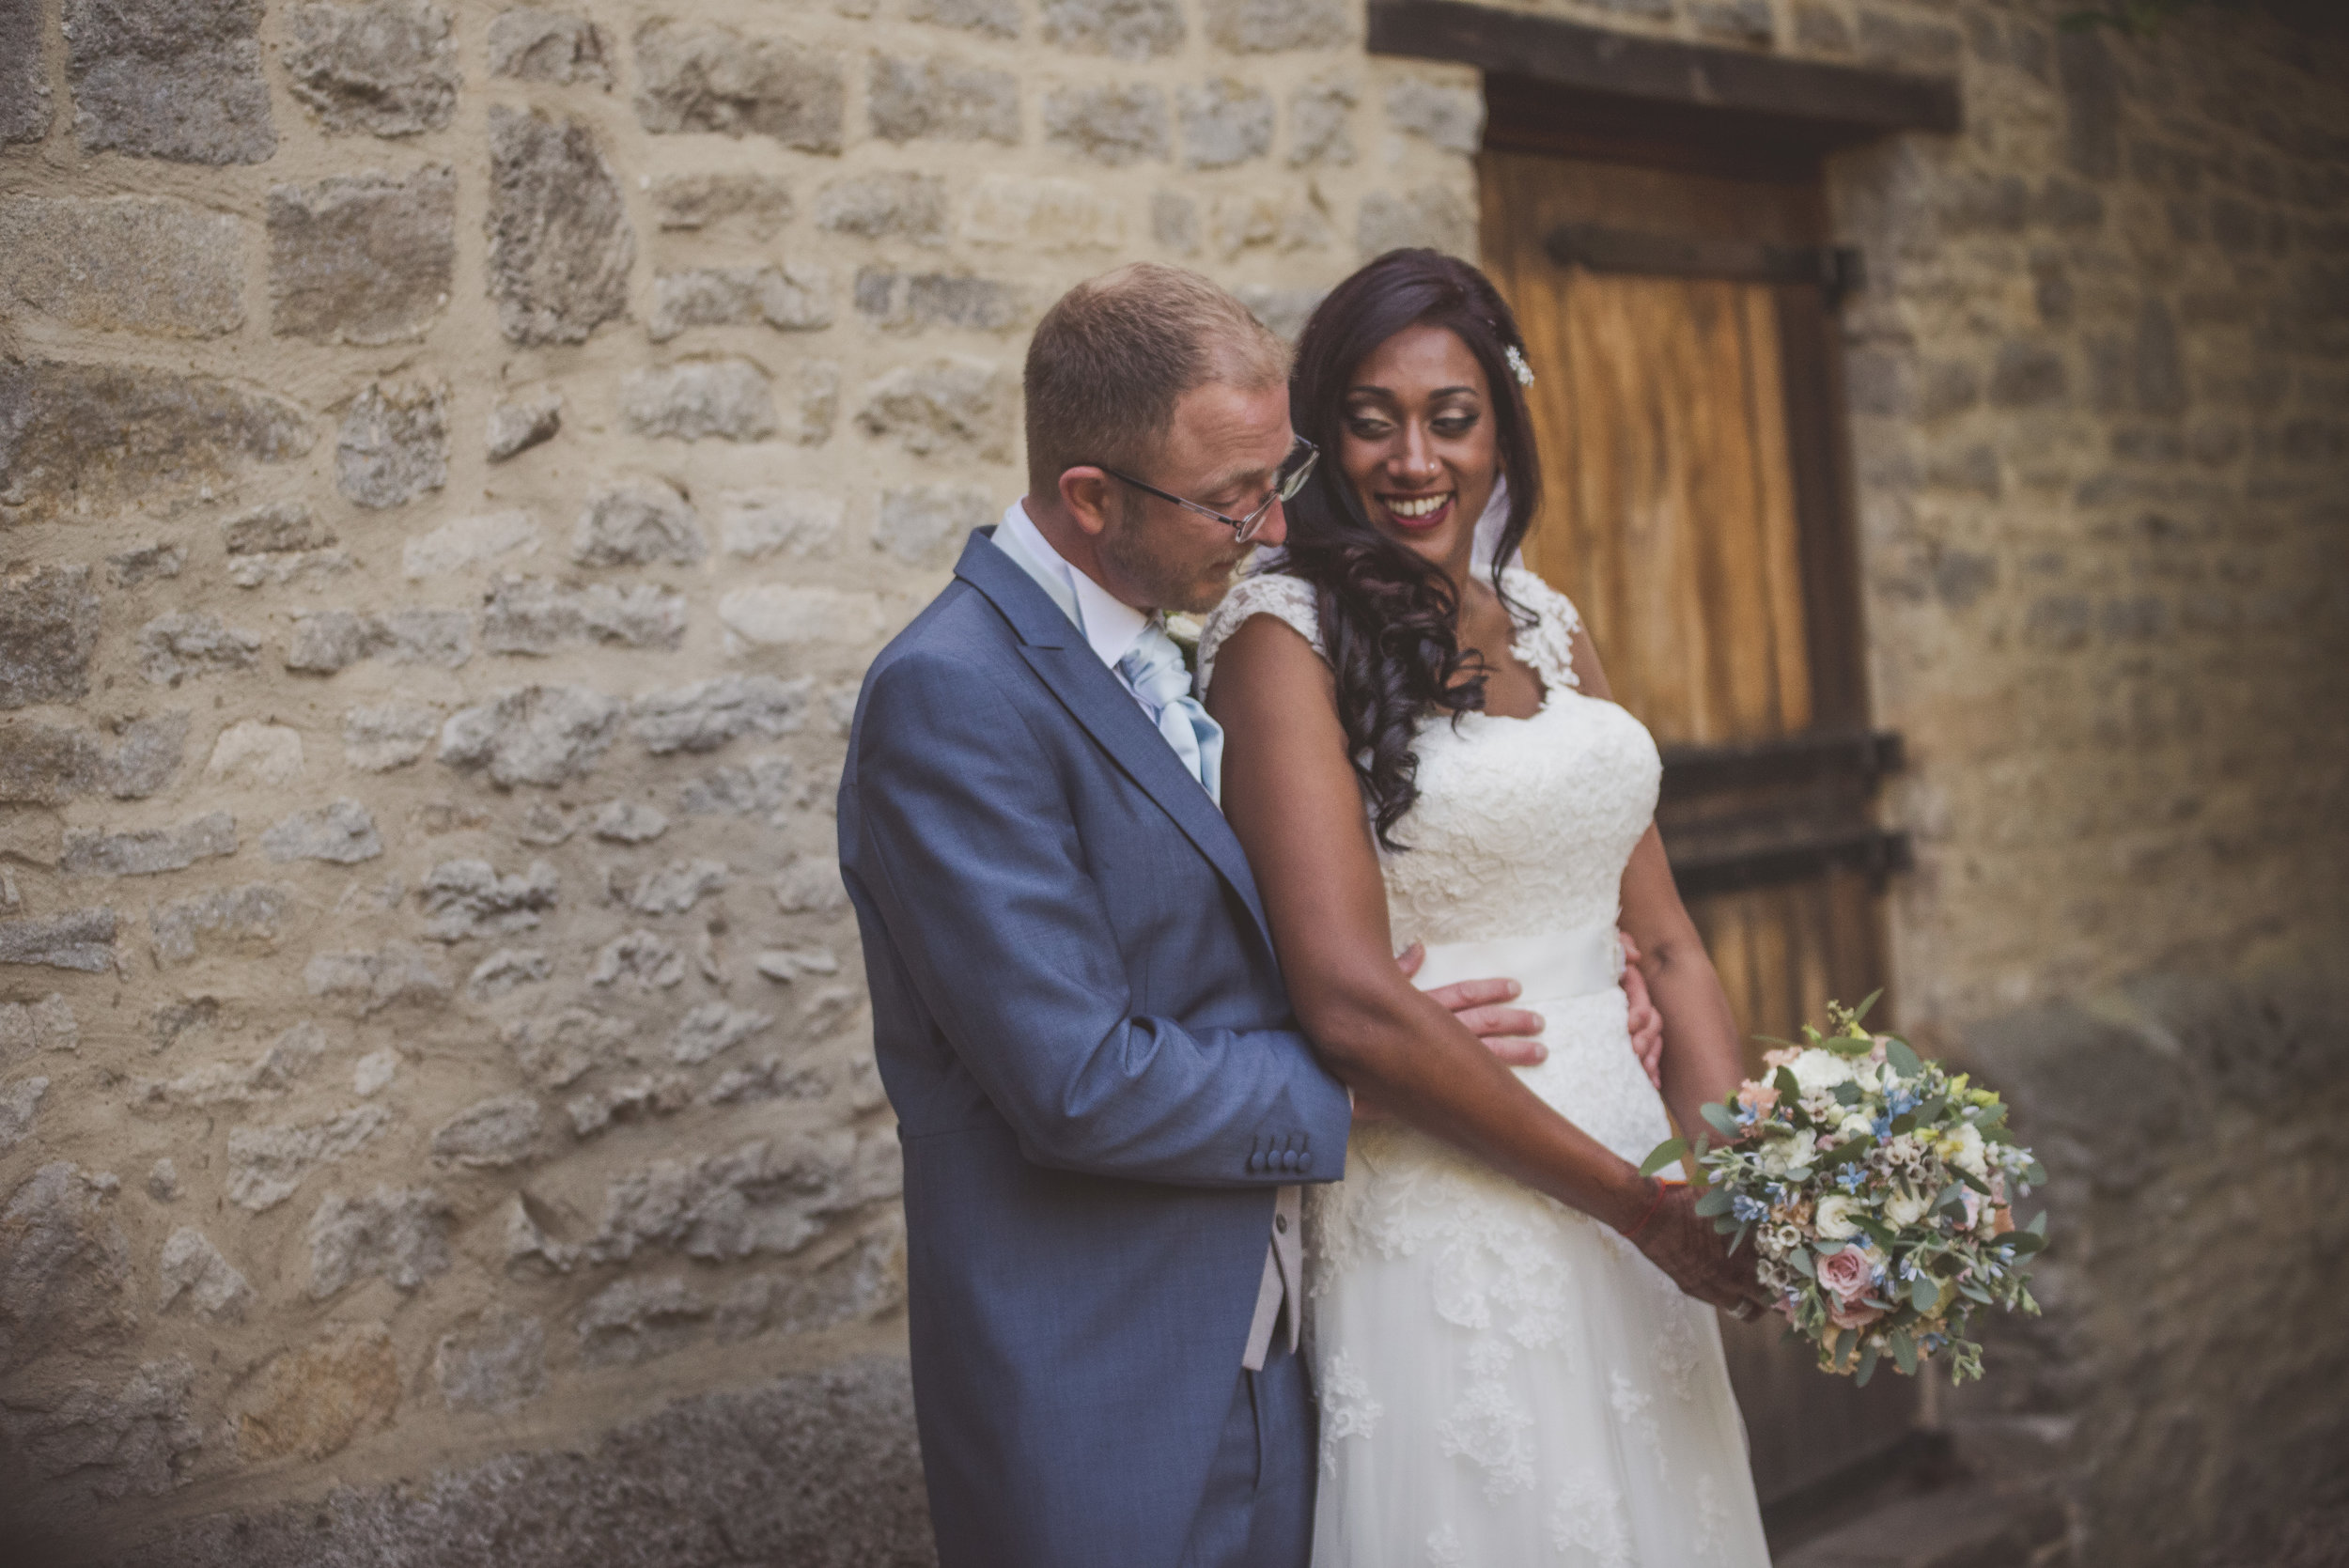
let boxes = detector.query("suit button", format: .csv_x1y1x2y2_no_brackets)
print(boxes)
1297,1152,1313,1173
1275,1214,1289,1234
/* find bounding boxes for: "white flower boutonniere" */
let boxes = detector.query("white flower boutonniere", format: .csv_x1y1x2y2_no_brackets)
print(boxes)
1163,612,1204,676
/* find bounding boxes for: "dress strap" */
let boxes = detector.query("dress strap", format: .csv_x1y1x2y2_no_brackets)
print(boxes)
1196,571,1325,696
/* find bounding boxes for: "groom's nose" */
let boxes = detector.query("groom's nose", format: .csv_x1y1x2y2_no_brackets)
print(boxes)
1252,499,1288,548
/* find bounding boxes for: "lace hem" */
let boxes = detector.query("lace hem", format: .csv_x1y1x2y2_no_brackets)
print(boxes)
1499,567,1581,702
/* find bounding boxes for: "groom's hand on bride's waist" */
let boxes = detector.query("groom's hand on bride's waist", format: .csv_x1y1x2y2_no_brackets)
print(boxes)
1355,944,1548,1124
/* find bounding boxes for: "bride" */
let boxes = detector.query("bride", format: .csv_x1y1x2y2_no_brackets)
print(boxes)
1199,249,1775,1566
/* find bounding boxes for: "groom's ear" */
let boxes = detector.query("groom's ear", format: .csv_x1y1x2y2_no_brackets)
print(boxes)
1056,467,1117,538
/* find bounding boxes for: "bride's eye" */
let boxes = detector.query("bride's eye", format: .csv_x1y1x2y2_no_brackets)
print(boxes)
1432,413,1479,439
1346,414,1393,440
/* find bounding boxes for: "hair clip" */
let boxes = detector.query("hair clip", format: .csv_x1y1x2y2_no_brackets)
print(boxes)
1504,344,1535,389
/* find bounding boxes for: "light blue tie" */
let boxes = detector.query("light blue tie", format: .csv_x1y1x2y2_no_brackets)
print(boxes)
1118,620,1223,805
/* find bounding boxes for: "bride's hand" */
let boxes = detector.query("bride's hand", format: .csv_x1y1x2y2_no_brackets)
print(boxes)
1358,945,1548,1123
1624,1183,1774,1316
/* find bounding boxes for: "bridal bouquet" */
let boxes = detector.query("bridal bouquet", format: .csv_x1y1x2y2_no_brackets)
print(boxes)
1640,997,2046,1386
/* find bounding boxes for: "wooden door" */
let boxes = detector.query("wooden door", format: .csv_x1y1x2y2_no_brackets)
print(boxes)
1479,147,1917,1510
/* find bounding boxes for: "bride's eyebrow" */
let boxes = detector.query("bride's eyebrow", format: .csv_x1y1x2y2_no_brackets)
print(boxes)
1345,384,1482,401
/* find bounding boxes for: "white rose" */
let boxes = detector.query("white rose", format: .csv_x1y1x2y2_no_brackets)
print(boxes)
1758,1128,1817,1177
1838,1112,1874,1141
1884,1187,1931,1229
1814,1195,1861,1240
1789,1049,1853,1096
1937,1122,1990,1180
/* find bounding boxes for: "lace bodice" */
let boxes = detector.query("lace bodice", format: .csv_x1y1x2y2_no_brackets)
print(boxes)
1197,567,1662,948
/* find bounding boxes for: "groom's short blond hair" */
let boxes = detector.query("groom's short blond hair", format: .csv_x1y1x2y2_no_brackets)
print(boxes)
1024,264,1289,493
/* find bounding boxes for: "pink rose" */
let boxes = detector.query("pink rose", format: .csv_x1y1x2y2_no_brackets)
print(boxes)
1762,1047,1800,1071
1737,1081,1780,1117
1828,1296,1884,1331
1817,1246,1875,1307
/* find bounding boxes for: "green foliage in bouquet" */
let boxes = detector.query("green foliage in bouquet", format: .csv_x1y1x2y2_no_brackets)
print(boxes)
1641,995,2046,1386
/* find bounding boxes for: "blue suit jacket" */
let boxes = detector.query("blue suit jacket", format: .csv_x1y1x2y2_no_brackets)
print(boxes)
838,531,1354,1568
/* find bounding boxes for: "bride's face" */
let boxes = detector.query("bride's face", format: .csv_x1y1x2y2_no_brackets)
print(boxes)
1336,322,1499,575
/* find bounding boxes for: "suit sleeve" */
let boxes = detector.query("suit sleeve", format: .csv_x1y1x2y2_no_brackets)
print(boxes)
847,649,1352,1188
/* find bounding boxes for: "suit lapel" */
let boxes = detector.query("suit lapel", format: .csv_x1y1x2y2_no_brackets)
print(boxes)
955,533,1279,957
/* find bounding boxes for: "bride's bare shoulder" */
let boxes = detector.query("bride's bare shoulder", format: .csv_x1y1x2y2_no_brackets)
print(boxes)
1198,571,1327,700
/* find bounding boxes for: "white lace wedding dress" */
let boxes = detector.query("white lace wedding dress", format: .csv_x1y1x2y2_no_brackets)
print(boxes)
1199,567,1771,1568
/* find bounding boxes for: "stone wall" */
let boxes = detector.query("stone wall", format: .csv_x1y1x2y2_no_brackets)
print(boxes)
3,0,2345,1562
0,0,1478,1558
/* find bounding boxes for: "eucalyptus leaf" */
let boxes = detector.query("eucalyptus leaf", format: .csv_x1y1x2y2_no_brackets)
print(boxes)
2027,1162,2049,1186
1909,1274,1938,1312
1789,1248,1816,1279
1932,1183,1965,1212
1851,989,1884,1025
2008,1231,2046,1256
1695,1188,1734,1217
1729,1221,1750,1255
1885,1038,1923,1079
1774,1067,1802,1102
1855,1343,1880,1385
2028,1210,2048,1236
1891,1332,1918,1375
1701,1102,1742,1138
1639,1138,1689,1179
1814,1136,1873,1171
1833,1081,1862,1106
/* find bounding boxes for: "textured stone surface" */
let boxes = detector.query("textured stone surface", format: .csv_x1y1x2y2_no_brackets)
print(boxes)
226,1107,393,1212
855,357,1012,458
236,1324,400,1461
487,395,563,461
439,685,625,785
962,176,1124,252
1,0,49,145
285,608,472,673
650,173,793,237
489,8,609,83
0,1077,50,1157
1356,184,1474,259
148,884,287,964
157,1229,254,1321
1179,79,1273,169
63,0,274,163
487,107,633,346
621,360,780,442
648,265,832,341
337,380,449,507
1288,78,1355,165
137,611,262,685
483,576,687,654
268,168,457,345
0,1163,132,1368
1384,78,1481,155
261,800,382,863
435,1312,547,1413
285,1,459,137
0,360,312,517
428,1094,544,1170
868,55,1019,146
0,1358,199,1511
304,942,451,1015
61,814,237,878
405,511,539,578
1203,0,1348,52
0,197,245,338
815,173,948,243
343,703,441,771
1043,83,1169,165
1041,0,1182,56
0,909,118,972
0,566,100,709
908,0,1019,38
630,675,812,754
307,1188,453,1298
876,485,993,564
633,20,845,153
855,271,1024,334
203,721,303,786
572,478,707,567
717,490,843,559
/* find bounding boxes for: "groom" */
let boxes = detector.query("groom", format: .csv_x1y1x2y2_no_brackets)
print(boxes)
842,266,1651,1568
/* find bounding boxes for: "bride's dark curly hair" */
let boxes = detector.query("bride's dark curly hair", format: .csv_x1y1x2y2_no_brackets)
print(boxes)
1279,248,1544,850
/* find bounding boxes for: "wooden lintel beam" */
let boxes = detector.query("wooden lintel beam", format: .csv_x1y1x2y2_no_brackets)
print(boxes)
1367,0,1962,141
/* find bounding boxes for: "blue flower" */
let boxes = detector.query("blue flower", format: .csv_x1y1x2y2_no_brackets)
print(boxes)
1731,1195,1769,1224
1871,1115,1894,1140
1836,1166,1867,1193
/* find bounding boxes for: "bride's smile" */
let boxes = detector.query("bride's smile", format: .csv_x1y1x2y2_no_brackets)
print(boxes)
1339,319,1501,567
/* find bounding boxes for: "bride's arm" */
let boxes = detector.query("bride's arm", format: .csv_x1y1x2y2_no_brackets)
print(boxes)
1211,614,1690,1236
1567,631,1750,1134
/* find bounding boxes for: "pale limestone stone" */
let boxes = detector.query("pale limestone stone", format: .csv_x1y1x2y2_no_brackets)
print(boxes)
61,814,237,878
876,486,992,564
0,1077,47,1155
0,995,77,1063
343,704,439,771
576,1277,708,1364
488,107,633,346
430,1093,544,1169
439,686,626,785
651,174,793,237
1356,183,1474,259
137,612,262,686
867,54,1019,146
909,0,1019,38
224,503,335,555
814,173,948,242
566,1073,692,1138
854,271,1025,334
148,884,288,965
436,1312,546,1412
351,1050,398,1096
226,1104,392,1212
719,587,887,648
0,909,117,971
677,755,796,817
1383,78,1482,154
64,0,275,163
647,265,832,342
108,543,186,588
1,565,101,708
488,8,609,83
404,511,540,579
303,941,452,1016
130,1022,327,1110
772,856,848,913
572,478,707,567
0,196,247,338
630,675,812,754
267,169,456,344
1041,0,1182,56
1288,78,1356,165
854,357,1013,458
284,1,459,136
717,489,843,560
337,380,449,509
621,360,780,442
157,1229,253,1320
588,930,686,990
418,858,561,942
591,802,670,844
486,394,563,461
483,577,687,655
206,721,304,787
261,800,381,864
603,859,728,916
963,176,1125,251
305,1187,451,1297
1203,0,1348,51
1179,78,1273,168
668,1001,774,1064
1043,83,1168,165
632,20,845,151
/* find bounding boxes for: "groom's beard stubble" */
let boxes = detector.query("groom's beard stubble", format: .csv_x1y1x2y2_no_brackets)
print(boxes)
1099,489,1246,617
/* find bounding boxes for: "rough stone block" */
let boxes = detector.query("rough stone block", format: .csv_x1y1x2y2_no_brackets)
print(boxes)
137,612,262,686
262,800,382,863
0,722,95,806
0,1161,132,1370
437,1312,547,1412
604,859,728,916
1384,78,1481,155
0,565,100,709
1208,191,1330,258
1289,79,1355,165
418,857,560,941
307,1188,452,1298
0,1076,47,1156
669,1001,774,1064
589,929,686,990
489,8,610,83
108,543,185,588
228,1104,394,1212
1237,284,1327,343
0,360,311,517
488,106,634,346
719,586,886,648
876,485,993,564
868,55,1019,146
63,0,275,163
439,685,626,785
156,1229,254,1321
963,176,1124,252
304,942,451,1015
590,1131,897,1264
855,271,1025,333
1152,190,1201,254
488,394,564,461
345,703,441,771
0,908,118,972
577,1277,710,1365
337,380,449,508
148,884,289,965
235,1324,400,1460
630,675,812,754
1203,0,1348,52
648,265,832,342
790,363,841,447
815,173,949,243
718,490,843,559
483,576,687,654
61,814,237,877
1,0,50,145
405,511,539,578
430,1094,544,1169
910,0,1020,39
1990,342,2069,409
1179,78,1273,168
1357,185,1474,259
633,20,845,153
856,357,1013,458
1692,0,1773,43
651,173,793,237
286,608,472,673
1041,0,1182,56
223,503,332,556
285,1,459,137
0,1358,197,1506
0,995,78,1062
268,168,457,345
621,360,778,442
592,802,669,844
680,755,797,817
205,721,304,787
129,1022,327,1110
573,479,708,566
106,711,190,799
1044,83,1169,165
0,196,246,338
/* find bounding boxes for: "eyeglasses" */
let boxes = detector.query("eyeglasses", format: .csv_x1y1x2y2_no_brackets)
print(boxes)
1098,436,1319,545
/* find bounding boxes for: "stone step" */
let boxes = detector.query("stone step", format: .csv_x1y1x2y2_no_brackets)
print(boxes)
1775,1484,2068,1568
